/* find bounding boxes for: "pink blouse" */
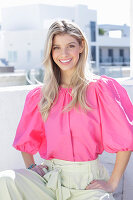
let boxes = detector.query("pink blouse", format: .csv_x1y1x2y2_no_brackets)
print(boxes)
13,75,133,161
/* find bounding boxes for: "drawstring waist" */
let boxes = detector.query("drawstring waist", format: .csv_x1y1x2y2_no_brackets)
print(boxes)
42,158,107,200
43,166,70,200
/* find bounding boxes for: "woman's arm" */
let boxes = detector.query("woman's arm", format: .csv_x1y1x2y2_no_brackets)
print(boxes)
108,151,131,191
86,151,132,192
21,152,35,168
21,151,48,177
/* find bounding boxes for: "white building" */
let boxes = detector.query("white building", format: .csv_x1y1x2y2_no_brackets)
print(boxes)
0,4,98,70
0,3,130,77
98,24,130,66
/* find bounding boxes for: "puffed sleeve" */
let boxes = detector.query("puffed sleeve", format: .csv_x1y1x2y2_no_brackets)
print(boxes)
96,75,133,153
13,87,47,157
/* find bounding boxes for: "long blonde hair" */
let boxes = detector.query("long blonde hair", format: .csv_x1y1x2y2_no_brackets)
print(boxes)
40,19,95,121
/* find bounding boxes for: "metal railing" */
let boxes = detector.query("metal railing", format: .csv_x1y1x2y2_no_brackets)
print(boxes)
100,57,130,66
26,68,44,85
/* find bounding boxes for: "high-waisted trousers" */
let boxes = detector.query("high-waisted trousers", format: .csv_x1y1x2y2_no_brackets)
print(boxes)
0,158,115,200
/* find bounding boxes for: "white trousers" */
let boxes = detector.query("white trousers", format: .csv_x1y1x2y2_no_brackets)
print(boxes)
0,158,115,200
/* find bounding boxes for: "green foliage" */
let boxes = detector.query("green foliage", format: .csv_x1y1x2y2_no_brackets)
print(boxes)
99,28,106,35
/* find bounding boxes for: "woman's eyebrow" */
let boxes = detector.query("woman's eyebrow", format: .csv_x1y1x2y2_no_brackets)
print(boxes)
67,42,77,45
52,44,59,47
52,42,76,46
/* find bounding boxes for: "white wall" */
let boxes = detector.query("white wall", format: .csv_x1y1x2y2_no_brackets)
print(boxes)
1,30,46,69
1,4,96,33
1,4,74,31
2,5,41,31
99,24,130,37
98,36,129,47
0,72,27,87
0,85,44,171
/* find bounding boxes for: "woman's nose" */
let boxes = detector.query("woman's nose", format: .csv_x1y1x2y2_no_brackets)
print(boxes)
60,48,69,56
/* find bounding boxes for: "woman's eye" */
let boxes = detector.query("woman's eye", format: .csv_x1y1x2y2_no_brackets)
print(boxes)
69,45,75,48
53,46,60,50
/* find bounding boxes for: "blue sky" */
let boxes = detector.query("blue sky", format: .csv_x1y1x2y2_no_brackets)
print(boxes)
0,0,131,25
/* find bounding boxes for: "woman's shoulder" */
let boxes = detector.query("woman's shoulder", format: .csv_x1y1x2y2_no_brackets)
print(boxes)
88,74,114,85
87,74,123,101
27,85,42,98
25,86,43,107
89,74,118,91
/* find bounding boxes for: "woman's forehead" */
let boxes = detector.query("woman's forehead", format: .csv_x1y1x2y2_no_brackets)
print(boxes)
52,34,78,45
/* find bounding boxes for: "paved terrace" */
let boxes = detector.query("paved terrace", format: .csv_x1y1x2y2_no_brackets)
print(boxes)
0,79,133,200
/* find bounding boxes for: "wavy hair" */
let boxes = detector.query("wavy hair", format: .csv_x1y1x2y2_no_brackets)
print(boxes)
40,19,96,121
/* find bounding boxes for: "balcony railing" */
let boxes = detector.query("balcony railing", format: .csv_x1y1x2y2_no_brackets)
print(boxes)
100,57,130,66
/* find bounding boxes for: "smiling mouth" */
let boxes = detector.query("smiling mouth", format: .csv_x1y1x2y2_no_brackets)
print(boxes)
59,59,72,64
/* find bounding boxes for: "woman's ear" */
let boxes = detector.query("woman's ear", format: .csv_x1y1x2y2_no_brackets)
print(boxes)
79,40,85,53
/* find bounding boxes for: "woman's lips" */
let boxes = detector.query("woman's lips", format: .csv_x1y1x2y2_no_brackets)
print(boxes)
59,59,72,64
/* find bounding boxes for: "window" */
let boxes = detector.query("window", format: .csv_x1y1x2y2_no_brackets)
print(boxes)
119,49,124,57
13,51,17,62
40,49,44,59
108,49,113,62
99,48,102,62
90,21,96,42
109,30,122,38
8,51,17,62
108,49,113,57
91,46,96,61
27,50,31,62
119,49,124,62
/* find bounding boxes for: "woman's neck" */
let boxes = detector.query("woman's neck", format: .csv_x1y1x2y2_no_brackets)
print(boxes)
60,83,71,88
60,69,75,87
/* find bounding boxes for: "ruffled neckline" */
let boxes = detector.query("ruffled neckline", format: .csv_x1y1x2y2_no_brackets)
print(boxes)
59,86,72,91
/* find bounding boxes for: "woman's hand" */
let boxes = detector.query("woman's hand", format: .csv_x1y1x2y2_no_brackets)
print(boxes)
30,164,48,177
86,152,131,193
85,180,116,193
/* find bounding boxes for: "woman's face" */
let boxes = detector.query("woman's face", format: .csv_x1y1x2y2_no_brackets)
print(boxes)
52,34,84,73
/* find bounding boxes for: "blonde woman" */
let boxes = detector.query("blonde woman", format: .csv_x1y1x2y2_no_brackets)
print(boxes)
0,20,133,200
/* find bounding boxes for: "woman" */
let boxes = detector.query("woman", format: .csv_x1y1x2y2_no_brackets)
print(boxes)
0,20,133,200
